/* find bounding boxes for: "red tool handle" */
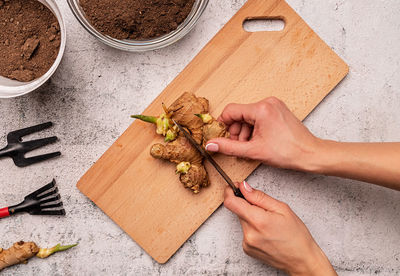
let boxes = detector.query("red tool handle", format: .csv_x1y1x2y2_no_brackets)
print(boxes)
0,207,10,218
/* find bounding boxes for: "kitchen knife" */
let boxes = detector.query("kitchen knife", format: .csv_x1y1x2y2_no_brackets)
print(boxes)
172,119,245,199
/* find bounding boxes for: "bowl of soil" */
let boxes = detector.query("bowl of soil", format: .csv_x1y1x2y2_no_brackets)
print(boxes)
67,0,209,51
0,0,66,98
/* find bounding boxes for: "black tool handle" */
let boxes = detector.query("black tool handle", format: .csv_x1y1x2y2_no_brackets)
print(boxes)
234,188,245,199
0,145,15,158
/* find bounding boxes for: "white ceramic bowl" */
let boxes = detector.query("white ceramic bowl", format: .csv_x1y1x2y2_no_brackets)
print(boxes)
0,0,66,98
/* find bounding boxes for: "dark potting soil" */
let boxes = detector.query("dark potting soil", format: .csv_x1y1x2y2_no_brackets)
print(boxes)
80,0,196,40
0,0,61,82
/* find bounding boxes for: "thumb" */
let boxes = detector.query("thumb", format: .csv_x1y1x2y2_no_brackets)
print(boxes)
206,138,254,159
239,181,283,212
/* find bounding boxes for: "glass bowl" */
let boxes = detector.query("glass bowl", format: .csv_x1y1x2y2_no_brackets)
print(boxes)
0,0,66,98
67,0,209,52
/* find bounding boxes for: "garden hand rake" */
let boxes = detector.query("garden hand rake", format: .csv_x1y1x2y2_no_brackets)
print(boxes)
0,179,65,218
0,122,61,167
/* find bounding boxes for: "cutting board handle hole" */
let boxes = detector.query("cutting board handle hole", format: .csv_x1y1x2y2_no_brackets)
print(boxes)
243,18,285,32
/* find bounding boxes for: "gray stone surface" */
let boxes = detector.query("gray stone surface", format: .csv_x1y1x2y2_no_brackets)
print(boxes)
0,0,399,275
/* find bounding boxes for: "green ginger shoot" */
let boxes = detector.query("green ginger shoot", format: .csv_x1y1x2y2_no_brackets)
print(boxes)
131,113,178,142
36,243,78,259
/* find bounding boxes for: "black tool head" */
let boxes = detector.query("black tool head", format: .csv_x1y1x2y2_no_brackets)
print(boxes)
7,122,53,143
1,122,61,167
9,179,66,216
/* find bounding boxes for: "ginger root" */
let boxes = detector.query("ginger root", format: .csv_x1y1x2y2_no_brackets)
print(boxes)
0,241,77,271
132,92,228,193
0,241,38,271
150,135,203,165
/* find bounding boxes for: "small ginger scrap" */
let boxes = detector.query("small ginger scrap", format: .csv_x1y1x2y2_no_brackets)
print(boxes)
0,241,77,271
131,92,229,193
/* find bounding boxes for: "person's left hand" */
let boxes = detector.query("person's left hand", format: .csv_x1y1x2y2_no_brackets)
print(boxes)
224,181,337,276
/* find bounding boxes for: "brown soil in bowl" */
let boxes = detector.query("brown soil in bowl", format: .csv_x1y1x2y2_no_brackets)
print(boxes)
0,0,61,82
80,0,196,40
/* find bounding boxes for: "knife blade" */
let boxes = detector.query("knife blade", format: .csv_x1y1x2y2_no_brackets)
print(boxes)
172,119,245,199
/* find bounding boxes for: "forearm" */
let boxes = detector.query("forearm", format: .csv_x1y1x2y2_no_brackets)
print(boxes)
288,241,337,276
306,140,400,190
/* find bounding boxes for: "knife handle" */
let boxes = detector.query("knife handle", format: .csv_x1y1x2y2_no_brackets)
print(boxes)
234,189,245,199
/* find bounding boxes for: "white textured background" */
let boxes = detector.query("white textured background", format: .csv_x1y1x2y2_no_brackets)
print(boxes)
0,0,399,275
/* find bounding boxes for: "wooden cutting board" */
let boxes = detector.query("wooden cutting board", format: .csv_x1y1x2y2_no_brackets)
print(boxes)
77,0,348,263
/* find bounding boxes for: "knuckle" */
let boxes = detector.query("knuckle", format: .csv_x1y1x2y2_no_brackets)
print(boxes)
257,102,271,116
223,197,233,209
253,216,267,229
265,96,281,105
253,191,265,205
243,232,257,248
279,202,291,212
224,103,236,114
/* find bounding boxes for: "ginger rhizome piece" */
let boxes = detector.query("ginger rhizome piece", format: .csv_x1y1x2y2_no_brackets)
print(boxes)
196,113,230,147
0,241,77,271
0,241,38,271
132,92,229,193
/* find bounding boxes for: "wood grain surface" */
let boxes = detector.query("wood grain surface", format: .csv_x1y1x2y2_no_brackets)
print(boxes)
77,0,348,263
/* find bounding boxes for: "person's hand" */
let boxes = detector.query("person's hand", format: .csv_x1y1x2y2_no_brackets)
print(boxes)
224,181,337,276
205,97,321,172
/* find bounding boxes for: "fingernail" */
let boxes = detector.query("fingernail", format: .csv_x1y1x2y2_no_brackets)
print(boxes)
243,181,253,192
205,143,219,152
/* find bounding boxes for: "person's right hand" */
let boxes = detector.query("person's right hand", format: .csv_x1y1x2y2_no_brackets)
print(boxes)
206,97,400,190
205,97,321,171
